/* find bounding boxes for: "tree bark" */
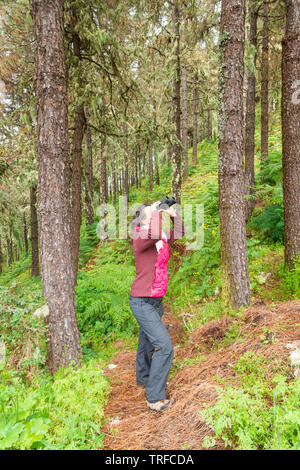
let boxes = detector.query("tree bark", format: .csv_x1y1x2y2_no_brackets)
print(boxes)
218,0,251,309
261,2,269,166
155,154,160,186
23,212,29,254
32,0,81,374
100,137,107,204
244,5,258,221
207,109,212,140
171,0,182,204
149,140,153,192
84,112,94,226
6,236,12,267
192,71,199,165
182,65,188,180
0,238,2,274
112,150,117,205
123,123,129,203
281,0,300,269
70,5,85,286
30,185,39,277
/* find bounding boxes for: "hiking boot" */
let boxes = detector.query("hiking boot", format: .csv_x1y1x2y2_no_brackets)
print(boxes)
146,399,170,412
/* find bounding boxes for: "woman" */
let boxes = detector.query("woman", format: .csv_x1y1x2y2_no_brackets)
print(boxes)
129,200,185,412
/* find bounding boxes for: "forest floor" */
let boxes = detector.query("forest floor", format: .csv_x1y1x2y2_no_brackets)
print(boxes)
102,298,300,450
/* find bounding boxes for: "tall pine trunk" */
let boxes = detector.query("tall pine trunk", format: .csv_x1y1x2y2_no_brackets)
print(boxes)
70,5,85,286
207,109,212,140
149,140,153,192
182,65,188,180
123,123,129,204
23,212,29,254
30,185,39,277
192,71,198,165
0,238,2,274
32,0,81,374
171,0,182,204
84,116,94,226
218,0,251,309
244,6,258,221
261,3,269,167
112,150,117,205
100,137,107,204
281,0,300,269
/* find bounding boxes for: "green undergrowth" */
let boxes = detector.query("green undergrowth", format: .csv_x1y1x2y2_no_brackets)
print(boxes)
200,352,300,450
0,356,111,450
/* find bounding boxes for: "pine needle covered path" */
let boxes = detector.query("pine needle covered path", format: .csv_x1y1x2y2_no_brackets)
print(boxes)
102,300,300,450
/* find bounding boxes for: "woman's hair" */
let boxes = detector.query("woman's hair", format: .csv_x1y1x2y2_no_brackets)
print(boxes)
130,203,150,233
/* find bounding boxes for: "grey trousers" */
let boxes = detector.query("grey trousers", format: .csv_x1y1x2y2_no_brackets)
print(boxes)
129,295,174,402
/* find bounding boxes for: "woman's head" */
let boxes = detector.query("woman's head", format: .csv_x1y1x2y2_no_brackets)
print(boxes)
131,203,151,229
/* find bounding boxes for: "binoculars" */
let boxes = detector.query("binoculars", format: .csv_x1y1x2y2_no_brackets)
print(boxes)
158,196,177,210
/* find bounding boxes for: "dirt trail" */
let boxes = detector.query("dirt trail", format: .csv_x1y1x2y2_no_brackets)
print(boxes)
102,299,300,450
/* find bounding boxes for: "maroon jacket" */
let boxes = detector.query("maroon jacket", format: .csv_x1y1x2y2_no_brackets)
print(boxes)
130,210,185,297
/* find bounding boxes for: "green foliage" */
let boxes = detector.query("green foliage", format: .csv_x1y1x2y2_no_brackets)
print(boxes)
76,256,138,349
200,353,300,450
0,367,49,450
250,203,284,243
36,359,110,450
0,283,46,376
249,151,284,243
78,219,100,268
277,254,300,300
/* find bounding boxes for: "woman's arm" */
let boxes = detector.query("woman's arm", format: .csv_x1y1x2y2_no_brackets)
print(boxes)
168,213,185,244
133,209,163,252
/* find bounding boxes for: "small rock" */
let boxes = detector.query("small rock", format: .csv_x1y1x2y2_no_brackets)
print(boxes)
294,368,300,379
290,349,300,366
106,364,118,370
286,340,300,350
0,340,5,365
109,417,121,427
33,304,49,319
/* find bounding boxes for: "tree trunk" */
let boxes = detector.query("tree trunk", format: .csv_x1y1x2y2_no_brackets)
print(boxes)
30,185,39,277
112,151,117,206
149,140,153,192
218,0,251,309
123,123,129,203
100,137,107,205
244,6,258,221
171,0,182,203
135,146,139,189
70,103,85,284
70,5,85,286
32,0,81,374
84,113,94,226
155,154,160,186
192,71,198,164
6,237,11,267
281,0,300,269
23,212,29,254
182,65,188,180
0,238,2,274
261,2,269,166
207,109,212,140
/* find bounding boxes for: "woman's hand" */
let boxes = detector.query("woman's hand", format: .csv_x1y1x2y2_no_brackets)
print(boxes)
162,205,177,217
151,201,161,212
